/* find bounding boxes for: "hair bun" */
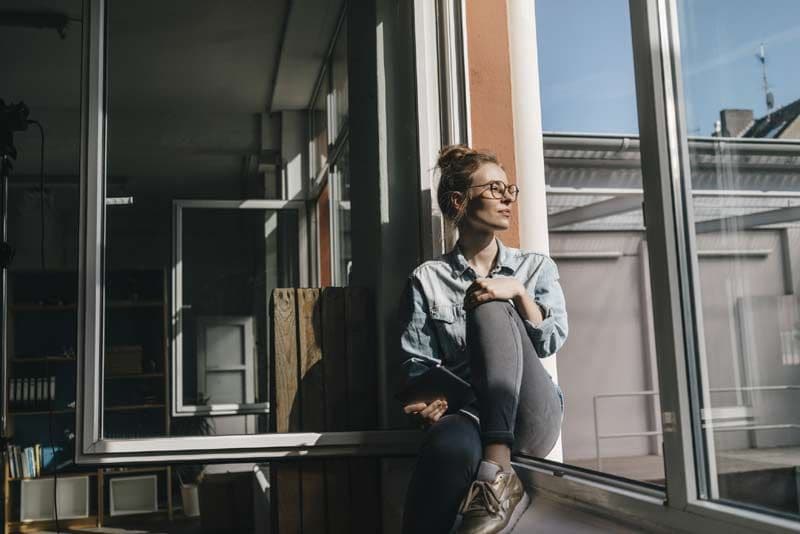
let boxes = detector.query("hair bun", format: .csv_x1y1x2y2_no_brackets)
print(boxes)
437,144,475,172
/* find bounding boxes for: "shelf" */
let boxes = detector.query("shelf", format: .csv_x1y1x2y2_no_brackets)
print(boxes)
8,471,99,481
11,356,76,364
10,303,76,312
103,466,169,475
11,300,162,311
107,300,163,309
8,515,98,530
105,403,165,412
10,408,75,416
105,372,164,380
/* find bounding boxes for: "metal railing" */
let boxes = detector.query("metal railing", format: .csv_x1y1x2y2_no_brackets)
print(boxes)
592,386,800,472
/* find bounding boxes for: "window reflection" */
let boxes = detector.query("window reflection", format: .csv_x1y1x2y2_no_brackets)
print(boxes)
537,0,665,486
678,0,800,518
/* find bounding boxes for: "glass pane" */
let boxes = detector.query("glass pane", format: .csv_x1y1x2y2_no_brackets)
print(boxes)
332,142,351,284
177,208,296,415
537,0,665,486
332,20,348,139
101,0,388,443
677,0,800,518
204,371,245,405
101,0,299,438
311,70,330,179
204,325,246,368
1,0,83,486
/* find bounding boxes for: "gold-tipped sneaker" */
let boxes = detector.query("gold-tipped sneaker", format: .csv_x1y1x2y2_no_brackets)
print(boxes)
456,461,530,534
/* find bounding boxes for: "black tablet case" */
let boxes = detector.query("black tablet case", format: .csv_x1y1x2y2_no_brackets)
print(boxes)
395,365,476,411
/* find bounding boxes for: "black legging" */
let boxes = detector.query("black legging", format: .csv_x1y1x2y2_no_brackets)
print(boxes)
402,300,563,534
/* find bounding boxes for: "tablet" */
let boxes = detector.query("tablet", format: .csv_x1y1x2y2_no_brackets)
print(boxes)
395,365,476,411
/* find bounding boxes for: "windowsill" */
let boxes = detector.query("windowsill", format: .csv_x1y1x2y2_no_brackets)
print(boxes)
512,456,800,534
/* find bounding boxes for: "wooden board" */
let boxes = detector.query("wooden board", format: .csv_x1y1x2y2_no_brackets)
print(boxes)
300,460,326,534
320,289,352,534
271,287,382,533
325,459,353,534
297,289,325,431
273,289,299,433
349,457,382,534
273,464,301,534
321,287,348,432
346,287,377,429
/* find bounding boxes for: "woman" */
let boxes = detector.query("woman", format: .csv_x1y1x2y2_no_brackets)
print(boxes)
400,145,567,534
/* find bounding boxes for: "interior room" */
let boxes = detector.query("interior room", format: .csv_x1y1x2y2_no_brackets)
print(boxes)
2,0,352,530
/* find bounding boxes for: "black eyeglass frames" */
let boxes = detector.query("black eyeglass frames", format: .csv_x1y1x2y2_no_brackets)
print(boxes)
467,180,520,201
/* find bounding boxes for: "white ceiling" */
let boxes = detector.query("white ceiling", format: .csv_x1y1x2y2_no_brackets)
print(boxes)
270,0,344,111
1,0,339,183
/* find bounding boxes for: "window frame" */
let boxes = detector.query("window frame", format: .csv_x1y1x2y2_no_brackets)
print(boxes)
75,0,432,466
520,0,800,531
73,0,800,530
308,8,351,286
171,200,305,418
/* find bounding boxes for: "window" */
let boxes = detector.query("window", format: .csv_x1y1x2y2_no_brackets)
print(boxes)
0,1,98,525
309,14,350,286
537,0,665,487
676,0,800,519
310,69,331,182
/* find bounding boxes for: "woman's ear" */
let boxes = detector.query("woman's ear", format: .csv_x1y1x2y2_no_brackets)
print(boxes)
450,191,466,212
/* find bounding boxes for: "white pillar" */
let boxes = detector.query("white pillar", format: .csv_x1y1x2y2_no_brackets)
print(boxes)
506,0,563,462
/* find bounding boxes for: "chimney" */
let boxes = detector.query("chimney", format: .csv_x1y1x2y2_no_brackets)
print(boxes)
719,109,754,137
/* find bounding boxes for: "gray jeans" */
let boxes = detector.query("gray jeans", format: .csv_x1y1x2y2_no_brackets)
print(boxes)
465,299,563,454
402,300,563,534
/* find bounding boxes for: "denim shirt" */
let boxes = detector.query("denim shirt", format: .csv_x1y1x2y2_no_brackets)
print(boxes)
400,239,568,388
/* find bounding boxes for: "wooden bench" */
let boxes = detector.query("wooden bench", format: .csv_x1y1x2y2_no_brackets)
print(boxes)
270,287,382,533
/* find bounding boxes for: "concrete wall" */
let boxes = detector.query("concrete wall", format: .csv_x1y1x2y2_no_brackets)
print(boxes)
551,232,658,461
553,228,799,463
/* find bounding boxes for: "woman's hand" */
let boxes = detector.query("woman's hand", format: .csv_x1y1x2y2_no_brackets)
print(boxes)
403,398,448,427
464,277,525,310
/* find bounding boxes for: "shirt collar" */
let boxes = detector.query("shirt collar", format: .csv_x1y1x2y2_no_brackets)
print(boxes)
445,238,521,278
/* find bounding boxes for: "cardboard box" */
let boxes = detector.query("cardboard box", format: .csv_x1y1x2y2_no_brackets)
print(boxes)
105,345,143,376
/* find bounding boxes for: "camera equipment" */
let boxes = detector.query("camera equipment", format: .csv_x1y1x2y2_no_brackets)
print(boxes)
1,99,31,269
0,99,30,160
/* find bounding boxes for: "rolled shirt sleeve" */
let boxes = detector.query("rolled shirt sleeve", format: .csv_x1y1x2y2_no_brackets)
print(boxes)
399,276,442,378
523,257,568,358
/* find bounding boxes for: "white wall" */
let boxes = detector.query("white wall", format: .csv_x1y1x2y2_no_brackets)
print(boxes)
553,229,796,463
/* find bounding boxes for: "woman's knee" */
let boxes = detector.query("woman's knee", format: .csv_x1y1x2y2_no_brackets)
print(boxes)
466,300,514,329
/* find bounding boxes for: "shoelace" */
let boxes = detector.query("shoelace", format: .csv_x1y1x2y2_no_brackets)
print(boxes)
460,478,503,517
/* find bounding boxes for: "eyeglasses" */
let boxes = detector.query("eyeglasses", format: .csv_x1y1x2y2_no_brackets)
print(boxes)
467,180,520,201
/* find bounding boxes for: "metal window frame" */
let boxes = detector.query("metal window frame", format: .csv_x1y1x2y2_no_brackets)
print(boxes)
76,0,428,465
73,0,800,529
171,199,305,417
522,0,800,531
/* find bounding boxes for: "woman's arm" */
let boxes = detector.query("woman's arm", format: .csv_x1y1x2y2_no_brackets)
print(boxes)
521,257,568,357
399,276,448,424
400,276,442,378
464,257,568,357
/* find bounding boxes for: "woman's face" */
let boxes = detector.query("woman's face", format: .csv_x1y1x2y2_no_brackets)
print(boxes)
459,162,514,233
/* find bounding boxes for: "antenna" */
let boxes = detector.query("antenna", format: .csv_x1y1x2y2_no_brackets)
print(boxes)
758,43,775,117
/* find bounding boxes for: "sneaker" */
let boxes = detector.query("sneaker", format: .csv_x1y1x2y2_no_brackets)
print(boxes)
456,461,530,534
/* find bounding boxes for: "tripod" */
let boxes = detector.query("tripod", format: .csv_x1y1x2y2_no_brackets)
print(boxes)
0,100,28,441
0,148,14,441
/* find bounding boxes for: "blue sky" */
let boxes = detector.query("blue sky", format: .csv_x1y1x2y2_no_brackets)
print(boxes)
535,0,800,136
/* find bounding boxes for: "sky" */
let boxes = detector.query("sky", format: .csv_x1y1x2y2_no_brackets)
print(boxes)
535,0,800,136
